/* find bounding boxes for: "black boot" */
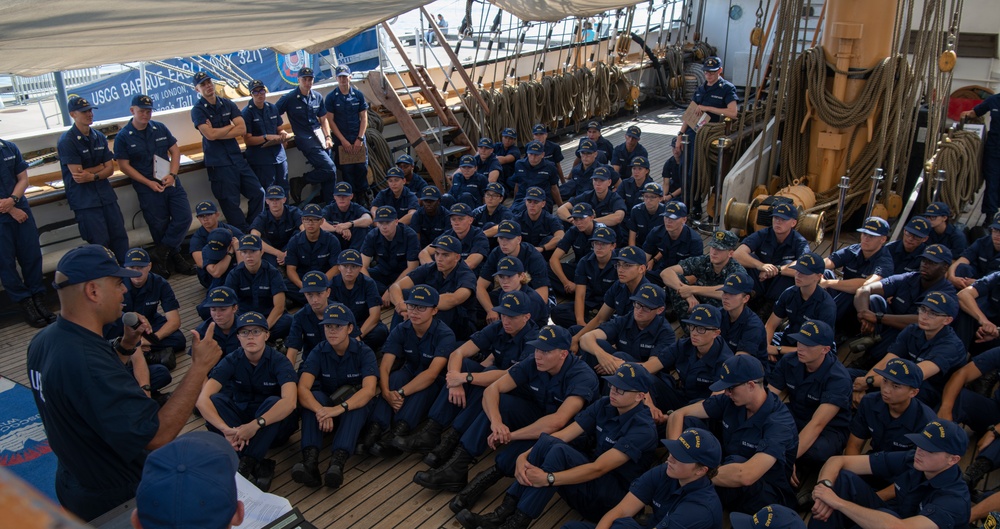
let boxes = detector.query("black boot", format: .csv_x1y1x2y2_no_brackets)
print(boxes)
455,493,518,529
370,421,410,458
291,447,322,487
149,244,172,279
496,509,533,529
290,177,307,204
412,446,473,492
450,464,503,513
238,455,258,480
356,422,384,455
966,457,993,489
389,419,443,453
32,293,56,324
424,427,461,468
169,249,196,275
19,298,46,328
971,370,1000,398
325,449,350,488
254,458,277,492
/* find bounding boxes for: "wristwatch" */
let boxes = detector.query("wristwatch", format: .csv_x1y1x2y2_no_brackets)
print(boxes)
546,473,555,486
256,416,267,427
817,479,834,489
9,194,19,203
397,388,406,398
865,376,875,391
111,337,138,357
140,384,151,392
341,402,350,412
875,312,884,325
466,373,474,384
989,425,999,437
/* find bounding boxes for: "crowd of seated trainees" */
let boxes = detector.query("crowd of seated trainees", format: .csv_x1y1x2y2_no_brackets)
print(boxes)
72,111,1000,529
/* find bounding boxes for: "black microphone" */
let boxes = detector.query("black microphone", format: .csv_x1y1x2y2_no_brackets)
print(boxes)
122,312,160,343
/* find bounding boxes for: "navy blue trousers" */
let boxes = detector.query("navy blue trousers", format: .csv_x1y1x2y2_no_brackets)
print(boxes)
207,162,264,233
300,390,375,453
0,214,44,302
133,181,191,251
76,203,129,262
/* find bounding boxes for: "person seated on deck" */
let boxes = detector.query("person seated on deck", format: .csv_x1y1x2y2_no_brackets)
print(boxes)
885,216,931,276
388,290,539,458
190,200,244,288
360,205,420,297
453,363,658,529
450,154,489,209
411,325,598,514
320,181,372,251
371,167,418,224
849,244,956,368
660,136,685,204
733,202,811,308
923,201,968,256
473,181,513,245
820,216,893,324
550,203,603,296
330,249,388,352
364,285,456,457
474,137,502,183
103,248,185,371
550,226,617,329
196,311,298,492
956,269,1000,353
225,235,291,340
250,186,302,269
764,252,836,367
509,140,562,217
482,256,549,328
949,211,1000,288
667,354,799,514
390,234,477,340
661,229,746,321
768,320,853,488
197,229,241,298
610,125,649,177
194,286,242,358
573,120,614,167
476,220,550,312
514,186,564,260
494,128,521,189
845,357,937,457
617,156,655,220
807,420,970,529
291,303,379,490
285,271,333,367
579,283,677,378
410,185,450,247
557,166,627,243
284,203,341,300
395,153,429,195
718,271,770,369
642,200,703,286
418,202,490,275
850,291,966,410
560,427,724,529
570,246,651,353
559,139,609,200
624,181,665,249
531,123,566,184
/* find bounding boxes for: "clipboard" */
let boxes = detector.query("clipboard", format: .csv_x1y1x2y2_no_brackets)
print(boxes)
153,155,173,184
681,101,706,131
338,145,367,165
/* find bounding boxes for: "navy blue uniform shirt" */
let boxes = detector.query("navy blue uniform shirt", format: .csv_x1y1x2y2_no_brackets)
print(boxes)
574,253,618,308
241,101,287,164
598,312,677,363
224,261,286,315
572,397,658,488
625,202,666,248
656,337,734,402
287,306,326,360
361,224,420,275
285,230,341,273
693,78,739,119
209,346,297,409
972,271,1000,320
643,224,704,274
769,351,852,431
113,119,179,182
627,469,721,529
741,227,810,267
58,126,116,210
507,352,599,413
195,318,242,356
879,272,955,315
301,338,378,393
511,158,559,205
250,205,302,251
721,306,768,364
828,243,893,280
410,208,450,246
869,450,970,528
480,243,550,289
275,88,327,139
324,86,369,145
887,324,966,401
516,209,563,248
849,392,937,453
473,203,513,231
604,277,651,316
773,285,837,330
191,223,244,254
470,320,539,370
191,96,243,166
383,318,456,376
610,143,649,170
961,235,1000,278
885,239,927,275
372,187,419,216
928,223,968,255
330,274,381,328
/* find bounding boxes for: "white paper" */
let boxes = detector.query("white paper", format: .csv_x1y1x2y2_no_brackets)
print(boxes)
313,127,325,147
235,473,293,529
179,154,196,166
153,155,171,182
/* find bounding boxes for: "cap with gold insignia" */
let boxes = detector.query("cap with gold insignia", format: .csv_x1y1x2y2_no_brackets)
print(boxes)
125,248,151,267
337,249,363,267
374,206,398,222
54,244,139,289
641,182,663,196
874,358,923,388
681,304,722,329
130,94,154,110
298,271,330,293
718,271,753,294
904,420,968,456
589,226,617,244
630,156,650,169
603,362,651,393
662,427,722,468
577,139,597,154
320,302,355,326
629,283,665,309
495,220,522,239
492,290,532,316
297,67,314,78
235,311,269,331
709,354,766,391
569,203,595,219
787,319,834,347
526,324,572,351
730,505,805,529
704,56,723,72
203,286,238,307
493,256,525,276
525,140,544,154
771,202,799,221
334,182,354,196
856,216,890,237
916,290,958,318
478,137,494,148
385,167,405,180
625,125,642,139
525,186,546,202
923,201,952,218
613,245,647,265
905,216,931,237
195,201,218,215
191,71,213,87
789,252,824,275
405,284,440,307
920,244,953,264
238,234,262,251
592,166,613,181
420,185,442,201
662,201,688,219
300,203,324,219
430,234,461,254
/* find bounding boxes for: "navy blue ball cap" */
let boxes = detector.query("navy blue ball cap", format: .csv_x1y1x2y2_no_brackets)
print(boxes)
248,79,266,92
207,228,232,245
577,139,597,154
662,428,722,468
662,201,688,219
374,206,397,222
525,186,546,201
334,181,354,196
641,182,663,196
191,71,213,87
420,185,442,201
704,56,723,72
448,202,473,217
603,362,651,393
320,302,355,326
630,156,650,169
569,202,595,218
905,216,931,237
493,290,532,316
203,286,237,307
238,234,262,251
431,234,462,254
625,125,642,139
904,420,968,456
526,325,572,351
125,247,151,267
300,203,324,218
236,311,269,331
917,290,958,318
67,96,97,112
586,120,602,131
298,271,330,293
265,185,286,199
718,271,753,294
592,166,613,181
525,141,544,154
485,182,506,197
493,256,525,276
532,123,547,135
923,201,952,218
787,319,834,347
130,94,154,110
458,154,477,167
405,284,440,307
495,220,522,239
857,216,890,237
920,244,953,264
298,67,315,78
501,128,517,138
789,252,824,275
136,431,239,529
195,200,218,215
54,245,140,289
337,249,363,266
385,166,405,179
629,283,666,309
614,245,647,265
589,226,617,244
709,354,766,391
730,505,805,529
874,357,923,388
478,137,494,148
396,154,415,166
334,64,351,77
681,304,722,329
990,212,1000,230
771,202,799,221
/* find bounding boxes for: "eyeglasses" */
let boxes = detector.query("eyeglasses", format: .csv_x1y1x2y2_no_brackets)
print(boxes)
251,89,266,94
609,386,635,395
724,381,750,394
917,306,947,317
237,329,267,337
633,302,657,313
406,304,431,313
689,326,718,335
614,262,639,270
